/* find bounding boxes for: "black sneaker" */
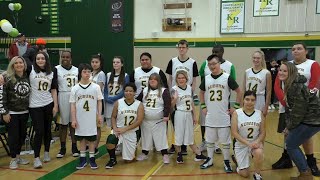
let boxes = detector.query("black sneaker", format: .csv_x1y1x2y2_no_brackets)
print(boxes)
176,153,184,164
194,154,207,161
89,157,98,169
168,144,175,154
72,147,80,157
214,147,222,154
307,157,320,176
105,159,117,169
271,153,293,169
76,157,87,170
253,172,263,180
56,148,66,158
200,157,213,169
224,160,233,173
181,145,187,155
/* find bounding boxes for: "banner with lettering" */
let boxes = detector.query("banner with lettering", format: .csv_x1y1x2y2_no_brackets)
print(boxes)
110,0,124,33
220,0,245,34
254,0,279,17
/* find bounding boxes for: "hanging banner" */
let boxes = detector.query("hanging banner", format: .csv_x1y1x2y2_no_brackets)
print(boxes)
317,0,320,14
110,0,124,33
220,0,245,34
254,0,279,17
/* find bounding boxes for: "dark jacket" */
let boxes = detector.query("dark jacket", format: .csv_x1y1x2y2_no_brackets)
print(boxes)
0,74,31,114
285,74,320,129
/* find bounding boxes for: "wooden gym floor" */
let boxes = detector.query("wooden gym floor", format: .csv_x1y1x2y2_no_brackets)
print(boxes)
0,110,319,180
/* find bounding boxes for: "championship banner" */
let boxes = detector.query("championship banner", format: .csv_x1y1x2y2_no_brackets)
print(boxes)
220,0,245,34
110,0,124,33
254,0,279,17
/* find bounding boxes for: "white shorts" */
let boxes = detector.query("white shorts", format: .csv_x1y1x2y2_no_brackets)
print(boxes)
199,106,206,126
105,118,111,128
254,95,265,112
234,142,264,170
205,127,231,144
141,119,168,151
119,130,137,161
174,111,194,146
58,92,71,125
105,101,115,120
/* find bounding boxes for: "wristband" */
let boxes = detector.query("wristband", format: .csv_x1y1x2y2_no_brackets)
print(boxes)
233,102,240,109
201,104,207,109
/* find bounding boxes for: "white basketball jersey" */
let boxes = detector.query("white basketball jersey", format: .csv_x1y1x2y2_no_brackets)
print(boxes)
116,98,141,132
290,59,315,86
172,85,193,111
236,109,262,147
171,57,195,87
106,72,127,98
134,66,160,96
29,67,54,108
142,87,165,120
90,71,106,95
245,68,268,95
204,59,233,76
204,73,231,127
56,65,78,92
69,82,103,136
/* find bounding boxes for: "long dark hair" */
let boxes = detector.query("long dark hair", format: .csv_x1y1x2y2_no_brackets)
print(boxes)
33,52,52,75
91,53,104,75
108,56,126,86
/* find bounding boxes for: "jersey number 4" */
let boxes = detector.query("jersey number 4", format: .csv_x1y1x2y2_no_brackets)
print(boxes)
248,83,258,92
209,90,222,101
83,100,90,111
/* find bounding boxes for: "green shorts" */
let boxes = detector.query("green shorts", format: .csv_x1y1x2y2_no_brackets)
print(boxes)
75,135,97,142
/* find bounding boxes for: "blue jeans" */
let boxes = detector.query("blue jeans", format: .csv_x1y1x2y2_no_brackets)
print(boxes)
286,123,320,172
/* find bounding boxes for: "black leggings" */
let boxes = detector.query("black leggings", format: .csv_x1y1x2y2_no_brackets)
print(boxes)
6,113,29,158
30,102,53,158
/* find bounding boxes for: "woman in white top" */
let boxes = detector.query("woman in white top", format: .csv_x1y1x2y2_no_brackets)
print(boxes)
243,51,271,116
90,53,106,155
29,52,58,168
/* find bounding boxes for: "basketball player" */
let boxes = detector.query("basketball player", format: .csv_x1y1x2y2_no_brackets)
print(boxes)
70,63,103,170
199,54,241,172
105,83,144,169
231,90,265,180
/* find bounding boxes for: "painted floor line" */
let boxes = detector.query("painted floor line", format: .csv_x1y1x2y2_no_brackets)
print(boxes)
0,166,49,173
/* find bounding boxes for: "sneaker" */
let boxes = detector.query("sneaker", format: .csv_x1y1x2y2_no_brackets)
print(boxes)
136,154,148,161
200,157,213,169
94,148,99,156
76,157,87,170
163,154,170,164
268,105,272,110
194,154,207,161
253,172,263,180
168,144,175,154
176,153,184,164
115,144,122,155
199,141,206,152
307,157,320,176
224,160,233,173
271,104,275,109
9,159,18,169
214,147,222,154
72,147,80,157
33,157,43,169
231,154,238,168
56,148,66,158
272,153,293,169
43,151,50,162
17,157,30,165
181,145,187,155
89,157,98,169
105,159,117,169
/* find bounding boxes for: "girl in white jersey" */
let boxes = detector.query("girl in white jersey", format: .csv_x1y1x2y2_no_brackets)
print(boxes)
231,90,266,180
136,73,171,164
243,51,271,117
171,70,207,163
29,52,58,169
90,54,106,155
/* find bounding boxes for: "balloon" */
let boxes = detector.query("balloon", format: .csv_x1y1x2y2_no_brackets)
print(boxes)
14,3,22,11
0,19,9,27
8,28,19,37
1,22,13,33
8,3,14,11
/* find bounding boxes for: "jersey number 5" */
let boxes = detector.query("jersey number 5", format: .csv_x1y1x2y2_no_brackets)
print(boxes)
209,90,222,101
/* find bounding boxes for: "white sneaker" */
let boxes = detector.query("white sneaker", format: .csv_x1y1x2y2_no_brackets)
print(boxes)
253,172,262,180
43,151,50,162
268,105,272,110
271,104,275,109
17,157,30,165
136,154,148,161
9,159,18,169
34,157,43,169
199,141,206,152
162,154,170,164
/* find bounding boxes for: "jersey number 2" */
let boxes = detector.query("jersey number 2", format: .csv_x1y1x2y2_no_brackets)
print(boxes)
247,128,254,139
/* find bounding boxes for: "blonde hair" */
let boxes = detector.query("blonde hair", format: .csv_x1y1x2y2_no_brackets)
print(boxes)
252,50,267,69
282,62,298,101
175,70,188,85
145,73,163,100
6,56,27,83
